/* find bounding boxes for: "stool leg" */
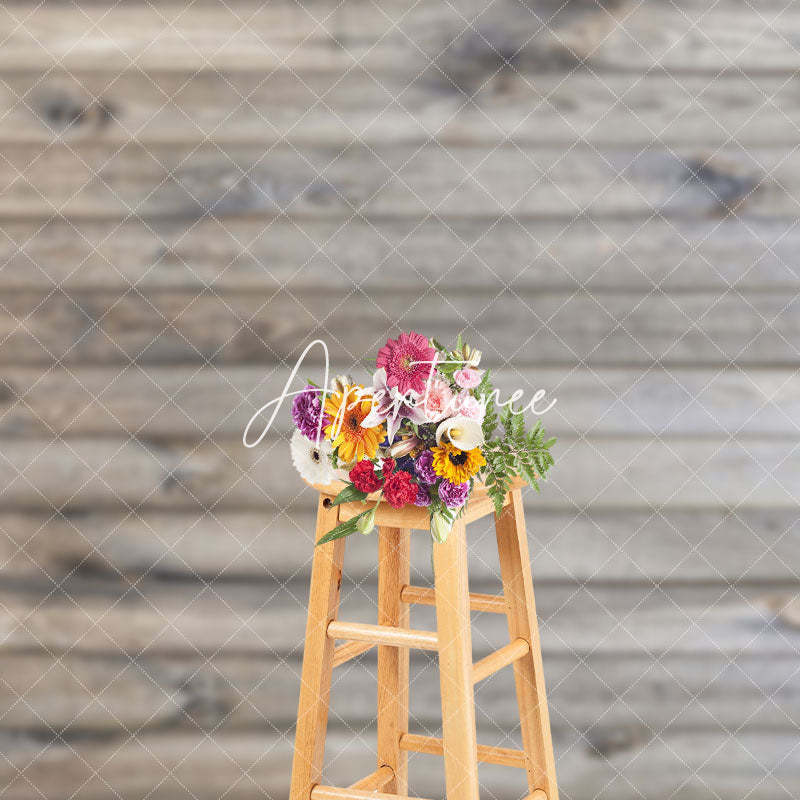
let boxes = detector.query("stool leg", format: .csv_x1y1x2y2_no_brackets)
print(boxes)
290,496,345,800
495,489,558,800
433,518,480,800
377,526,411,793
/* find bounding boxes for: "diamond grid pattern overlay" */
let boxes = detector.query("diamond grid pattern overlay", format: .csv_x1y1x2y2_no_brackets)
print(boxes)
0,0,799,798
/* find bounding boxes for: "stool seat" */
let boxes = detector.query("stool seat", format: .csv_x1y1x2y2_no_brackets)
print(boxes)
303,476,528,530
289,483,559,800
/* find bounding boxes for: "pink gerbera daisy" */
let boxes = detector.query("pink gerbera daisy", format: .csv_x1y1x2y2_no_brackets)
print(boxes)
376,332,436,395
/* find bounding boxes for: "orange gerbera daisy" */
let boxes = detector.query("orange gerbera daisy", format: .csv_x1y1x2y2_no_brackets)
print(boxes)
324,385,385,463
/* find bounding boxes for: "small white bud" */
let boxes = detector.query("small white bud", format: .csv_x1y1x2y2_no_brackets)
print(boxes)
356,507,377,535
430,512,453,544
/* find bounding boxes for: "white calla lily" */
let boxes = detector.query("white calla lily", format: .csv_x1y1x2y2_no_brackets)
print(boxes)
435,415,484,450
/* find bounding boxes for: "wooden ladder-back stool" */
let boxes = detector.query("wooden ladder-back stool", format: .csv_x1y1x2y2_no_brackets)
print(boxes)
290,477,558,800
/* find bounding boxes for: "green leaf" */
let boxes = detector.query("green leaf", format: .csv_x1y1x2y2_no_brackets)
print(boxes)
490,487,505,516
330,484,370,506
316,514,362,545
482,403,498,441
317,507,381,544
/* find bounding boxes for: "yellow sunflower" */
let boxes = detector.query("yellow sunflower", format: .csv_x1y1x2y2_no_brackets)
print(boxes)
324,385,384,463
431,442,486,484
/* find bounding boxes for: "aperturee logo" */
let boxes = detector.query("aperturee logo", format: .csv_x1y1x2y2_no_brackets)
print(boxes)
244,335,557,544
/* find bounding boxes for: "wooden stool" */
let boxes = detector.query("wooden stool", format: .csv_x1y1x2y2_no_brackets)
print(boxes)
289,477,558,800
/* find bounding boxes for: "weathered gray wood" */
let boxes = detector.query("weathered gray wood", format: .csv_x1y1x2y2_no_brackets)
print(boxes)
1,581,797,656
1,650,797,734
0,435,799,511
0,144,792,220
0,215,797,290
6,0,792,5
0,0,799,76
2,290,800,366
2,507,799,584
7,72,800,148
0,728,797,800
1,365,798,439
0,0,795,791
2,0,796,11
2,217,799,292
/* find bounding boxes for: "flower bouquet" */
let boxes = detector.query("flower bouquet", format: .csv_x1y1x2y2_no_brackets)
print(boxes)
289,332,555,544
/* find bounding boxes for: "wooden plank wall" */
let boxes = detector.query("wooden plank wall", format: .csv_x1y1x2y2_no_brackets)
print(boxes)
0,1,799,798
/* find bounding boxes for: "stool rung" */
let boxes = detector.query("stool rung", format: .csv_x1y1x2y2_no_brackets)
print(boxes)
399,733,527,769
332,640,375,667
312,787,430,800
400,584,506,614
472,637,530,684
526,792,548,800
328,620,438,651
348,766,394,791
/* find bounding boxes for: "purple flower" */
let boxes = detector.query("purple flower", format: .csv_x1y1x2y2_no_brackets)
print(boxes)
396,455,415,473
414,450,437,485
413,484,432,507
438,479,470,509
292,385,329,441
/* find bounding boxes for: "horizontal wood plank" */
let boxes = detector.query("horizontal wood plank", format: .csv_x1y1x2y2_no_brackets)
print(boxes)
1,290,799,366
0,365,796,438
7,0,793,5
0,1,799,76
0,435,798,510
2,506,798,584
0,728,797,800
1,582,797,657
0,143,793,220
5,72,800,148
1,649,799,735
0,217,799,292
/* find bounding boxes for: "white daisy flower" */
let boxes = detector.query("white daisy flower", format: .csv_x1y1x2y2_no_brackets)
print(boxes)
290,428,336,485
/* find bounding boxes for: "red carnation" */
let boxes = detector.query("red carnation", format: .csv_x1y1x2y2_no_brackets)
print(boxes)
381,458,396,479
349,460,383,493
383,470,417,509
